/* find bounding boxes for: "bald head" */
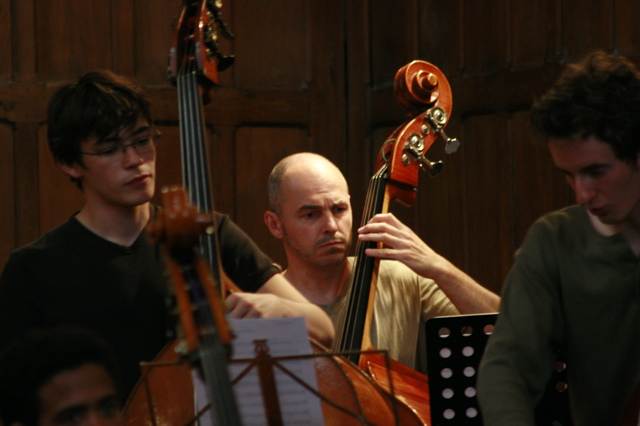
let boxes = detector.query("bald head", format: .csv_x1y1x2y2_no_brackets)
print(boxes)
265,152,352,269
268,153,348,215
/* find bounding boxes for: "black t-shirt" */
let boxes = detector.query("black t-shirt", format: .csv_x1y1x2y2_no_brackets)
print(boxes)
0,211,278,399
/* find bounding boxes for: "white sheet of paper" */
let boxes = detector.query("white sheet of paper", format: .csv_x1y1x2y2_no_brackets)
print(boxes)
194,316,324,425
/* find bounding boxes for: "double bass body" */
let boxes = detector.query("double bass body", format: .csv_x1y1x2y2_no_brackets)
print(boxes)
123,337,407,425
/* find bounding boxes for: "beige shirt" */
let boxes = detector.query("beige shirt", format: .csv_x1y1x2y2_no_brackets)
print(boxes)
321,257,458,369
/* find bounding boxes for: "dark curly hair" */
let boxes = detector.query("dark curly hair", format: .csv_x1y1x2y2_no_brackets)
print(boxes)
0,326,120,426
531,51,640,165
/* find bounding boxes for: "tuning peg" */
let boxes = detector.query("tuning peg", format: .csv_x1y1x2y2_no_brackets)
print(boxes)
442,131,460,154
422,107,461,155
420,157,444,176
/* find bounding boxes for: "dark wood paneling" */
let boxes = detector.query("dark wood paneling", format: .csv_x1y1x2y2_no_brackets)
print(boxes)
615,0,640,57
370,0,419,88
511,1,552,69
133,1,175,85
462,1,508,76
511,111,572,247
209,124,236,218
110,0,135,77
153,125,183,198
234,126,308,267
345,0,373,224
233,0,307,88
0,0,11,80
308,0,346,163
461,113,513,293
0,124,14,268
416,118,468,280
562,0,614,61
36,2,113,80
419,0,462,76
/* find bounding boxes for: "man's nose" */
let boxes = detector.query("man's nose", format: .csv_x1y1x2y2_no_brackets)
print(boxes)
322,214,339,233
573,177,595,206
122,144,144,166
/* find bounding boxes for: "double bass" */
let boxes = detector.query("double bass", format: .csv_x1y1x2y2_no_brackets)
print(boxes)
124,0,410,423
336,60,460,425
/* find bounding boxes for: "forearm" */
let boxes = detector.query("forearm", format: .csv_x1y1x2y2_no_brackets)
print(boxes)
276,298,335,347
424,257,500,313
257,274,335,347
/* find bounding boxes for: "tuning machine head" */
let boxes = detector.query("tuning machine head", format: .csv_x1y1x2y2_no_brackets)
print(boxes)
423,106,461,154
402,133,444,177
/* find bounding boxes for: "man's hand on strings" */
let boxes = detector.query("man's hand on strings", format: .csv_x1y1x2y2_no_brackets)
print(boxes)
357,212,448,279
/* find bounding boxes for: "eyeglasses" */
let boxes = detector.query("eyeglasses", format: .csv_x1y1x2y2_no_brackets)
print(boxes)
80,127,161,160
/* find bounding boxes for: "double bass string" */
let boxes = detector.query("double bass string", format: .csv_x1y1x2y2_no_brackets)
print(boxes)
181,257,239,424
173,19,239,423
338,164,389,363
177,69,221,280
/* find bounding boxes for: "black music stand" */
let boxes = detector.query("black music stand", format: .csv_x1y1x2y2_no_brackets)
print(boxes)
425,313,573,425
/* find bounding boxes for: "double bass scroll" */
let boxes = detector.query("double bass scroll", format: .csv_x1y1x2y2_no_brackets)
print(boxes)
380,60,460,207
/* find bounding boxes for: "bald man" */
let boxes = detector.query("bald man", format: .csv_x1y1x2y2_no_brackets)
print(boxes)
264,152,499,369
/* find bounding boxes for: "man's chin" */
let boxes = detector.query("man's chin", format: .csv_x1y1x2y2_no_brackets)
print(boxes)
316,252,348,267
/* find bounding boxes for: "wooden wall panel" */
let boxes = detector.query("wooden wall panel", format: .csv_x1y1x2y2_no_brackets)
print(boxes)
233,0,307,88
370,0,418,88
510,1,555,68
460,113,513,292
510,111,572,246
307,0,346,163
0,0,12,80
132,1,176,85
153,125,183,199
462,1,508,76
562,0,614,62
36,2,113,80
419,0,462,77
209,124,237,217
416,119,468,277
615,0,640,57
345,0,372,224
0,124,14,268
110,0,135,77
13,1,36,82
234,126,308,267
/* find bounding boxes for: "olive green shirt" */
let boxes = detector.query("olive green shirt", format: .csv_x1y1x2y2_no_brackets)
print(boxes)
478,205,640,425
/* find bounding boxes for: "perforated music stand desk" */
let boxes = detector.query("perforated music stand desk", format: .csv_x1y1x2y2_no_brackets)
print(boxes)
425,313,496,425
425,313,572,426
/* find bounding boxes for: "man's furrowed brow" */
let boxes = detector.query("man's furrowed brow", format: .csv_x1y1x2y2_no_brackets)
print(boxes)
298,204,322,213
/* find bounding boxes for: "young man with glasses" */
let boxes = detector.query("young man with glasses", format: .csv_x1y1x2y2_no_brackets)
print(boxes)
0,71,333,401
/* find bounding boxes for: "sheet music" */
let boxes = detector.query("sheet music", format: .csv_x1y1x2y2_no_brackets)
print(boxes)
194,316,324,425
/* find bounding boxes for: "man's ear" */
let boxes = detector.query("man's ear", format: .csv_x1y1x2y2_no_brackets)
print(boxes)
264,210,284,239
57,161,84,180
